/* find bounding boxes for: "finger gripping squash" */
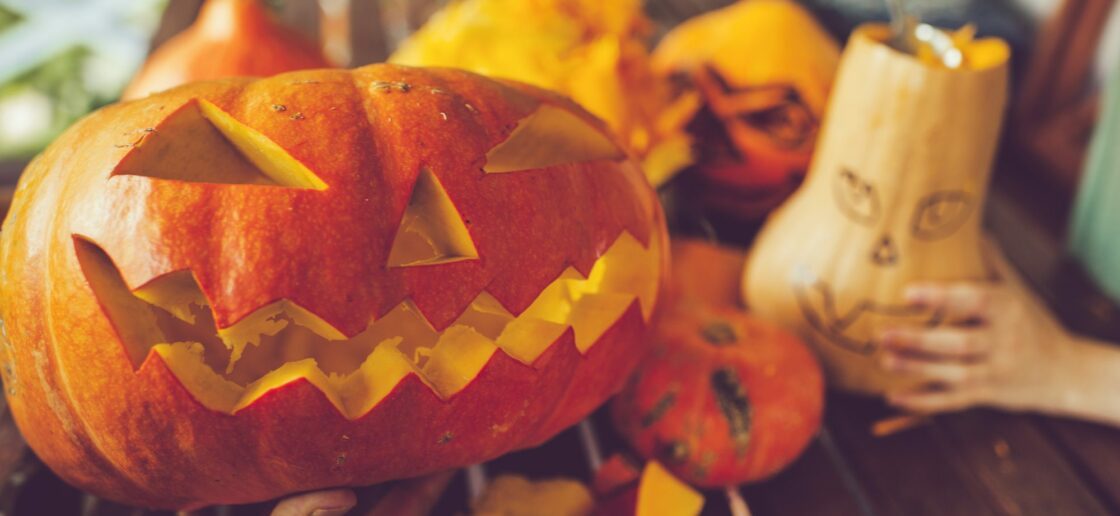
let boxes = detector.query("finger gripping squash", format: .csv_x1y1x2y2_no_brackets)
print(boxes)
0,64,666,509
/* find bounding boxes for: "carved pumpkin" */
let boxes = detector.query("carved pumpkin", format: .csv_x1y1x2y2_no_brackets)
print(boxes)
743,25,1010,394
123,0,332,100
611,304,823,487
653,0,840,220
0,64,666,509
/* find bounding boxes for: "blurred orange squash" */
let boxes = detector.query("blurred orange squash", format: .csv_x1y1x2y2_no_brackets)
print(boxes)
123,0,332,100
654,0,840,220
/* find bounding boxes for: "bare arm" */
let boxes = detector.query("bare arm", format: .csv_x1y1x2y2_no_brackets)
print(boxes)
879,240,1120,426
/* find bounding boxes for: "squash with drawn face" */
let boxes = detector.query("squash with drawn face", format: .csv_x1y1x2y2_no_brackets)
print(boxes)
0,64,665,509
743,26,1010,394
653,0,840,220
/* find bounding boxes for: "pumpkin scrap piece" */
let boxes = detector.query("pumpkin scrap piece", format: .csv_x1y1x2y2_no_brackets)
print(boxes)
594,461,704,516
472,475,594,516
592,453,643,497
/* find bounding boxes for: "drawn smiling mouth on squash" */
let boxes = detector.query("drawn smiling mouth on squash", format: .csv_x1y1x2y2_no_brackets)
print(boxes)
792,266,943,355
73,94,662,420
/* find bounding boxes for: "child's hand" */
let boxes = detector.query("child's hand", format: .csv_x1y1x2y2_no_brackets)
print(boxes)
877,243,1074,414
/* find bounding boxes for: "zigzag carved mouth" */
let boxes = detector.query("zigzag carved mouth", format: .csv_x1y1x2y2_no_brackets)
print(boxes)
76,231,660,419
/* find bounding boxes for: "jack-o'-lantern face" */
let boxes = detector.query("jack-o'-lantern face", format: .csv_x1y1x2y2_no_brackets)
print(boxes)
653,0,840,220
0,65,665,510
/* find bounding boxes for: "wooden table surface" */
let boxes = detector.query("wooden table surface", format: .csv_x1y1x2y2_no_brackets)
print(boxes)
3,1,1120,515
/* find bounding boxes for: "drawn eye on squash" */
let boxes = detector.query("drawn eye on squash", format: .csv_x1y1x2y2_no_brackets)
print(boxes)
910,191,974,240
832,168,881,225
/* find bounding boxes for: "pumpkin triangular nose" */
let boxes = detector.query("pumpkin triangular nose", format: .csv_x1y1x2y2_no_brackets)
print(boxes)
871,235,898,266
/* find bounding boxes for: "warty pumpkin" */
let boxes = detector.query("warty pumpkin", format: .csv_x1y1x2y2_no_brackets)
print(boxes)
611,304,823,487
743,25,1010,394
0,64,666,509
123,0,332,100
653,0,840,220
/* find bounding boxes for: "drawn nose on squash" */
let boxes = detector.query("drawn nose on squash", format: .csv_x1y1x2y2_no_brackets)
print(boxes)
871,235,898,267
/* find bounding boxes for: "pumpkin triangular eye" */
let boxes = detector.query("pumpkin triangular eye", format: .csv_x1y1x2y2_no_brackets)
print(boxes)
112,98,328,190
387,168,479,267
483,104,625,174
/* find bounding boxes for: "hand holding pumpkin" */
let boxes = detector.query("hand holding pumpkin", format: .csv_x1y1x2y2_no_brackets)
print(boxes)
879,243,1120,426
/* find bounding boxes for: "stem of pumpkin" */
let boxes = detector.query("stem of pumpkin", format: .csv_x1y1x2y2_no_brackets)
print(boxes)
577,419,604,474
726,486,752,516
465,463,488,501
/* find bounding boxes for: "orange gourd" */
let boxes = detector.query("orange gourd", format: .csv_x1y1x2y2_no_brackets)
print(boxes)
743,26,1011,394
0,64,666,509
123,0,332,100
653,0,840,220
611,304,824,487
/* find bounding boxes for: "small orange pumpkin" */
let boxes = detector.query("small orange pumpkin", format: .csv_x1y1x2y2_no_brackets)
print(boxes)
123,0,332,100
611,304,823,486
653,0,840,220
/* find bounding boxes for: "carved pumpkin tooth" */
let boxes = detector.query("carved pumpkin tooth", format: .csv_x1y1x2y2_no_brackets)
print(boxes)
420,326,498,399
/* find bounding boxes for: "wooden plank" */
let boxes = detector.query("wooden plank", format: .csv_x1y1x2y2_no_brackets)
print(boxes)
937,411,1111,516
486,425,592,480
739,436,870,516
827,391,1115,516
1038,418,1120,512
825,393,1003,516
